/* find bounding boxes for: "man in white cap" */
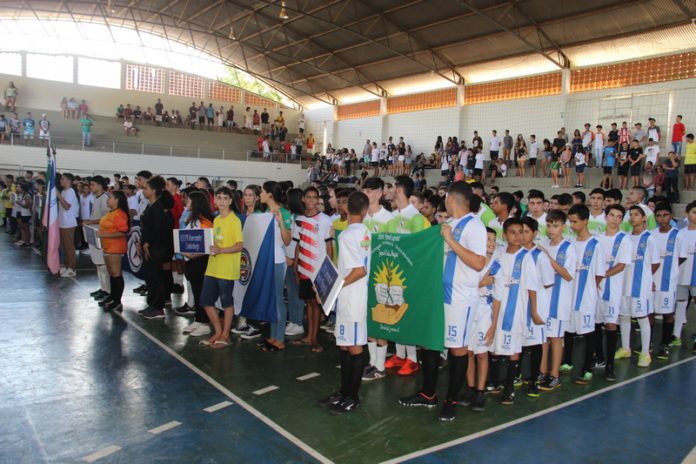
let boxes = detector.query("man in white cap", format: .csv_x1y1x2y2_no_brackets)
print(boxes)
38,113,50,147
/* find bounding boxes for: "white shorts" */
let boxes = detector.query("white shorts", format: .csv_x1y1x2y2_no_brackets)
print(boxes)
335,318,367,347
567,310,595,335
245,121,252,129
39,129,49,140
676,285,696,301
470,302,493,354
444,301,476,349
398,155,405,162
522,323,545,347
494,329,522,356
253,124,260,131
596,299,620,324
545,317,566,338
621,295,652,318
654,290,676,315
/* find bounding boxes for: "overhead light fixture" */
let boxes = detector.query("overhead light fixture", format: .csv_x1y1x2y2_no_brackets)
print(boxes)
279,1,289,20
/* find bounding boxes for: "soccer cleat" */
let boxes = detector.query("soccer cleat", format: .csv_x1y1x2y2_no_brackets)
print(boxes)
614,347,632,360
174,303,195,316
527,382,540,398
438,400,458,422
397,359,420,376
95,293,112,303
318,391,345,408
604,366,617,382
98,298,114,308
385,355,406,369
398,392,438,408
574,371,593,385
656,345,670,360
500,392,515,405
284,322,304,336
183,322,201,334
105,301,123,312
513,375,523,388
90,289,104,298
142,307,165,320
362,366,386,382
539,376,562,391
133,284,146,294
190,324,212,337
458,388,476,407
329,397,360,415
240,326,262,340
637,352,652,368
559,364,573,374
471,391,487,412
668,337,682,347
591,360,606,369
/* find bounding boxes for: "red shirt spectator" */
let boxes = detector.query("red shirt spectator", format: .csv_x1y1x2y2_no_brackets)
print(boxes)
257,136,264,152
170,193,183,229
673,119,685,143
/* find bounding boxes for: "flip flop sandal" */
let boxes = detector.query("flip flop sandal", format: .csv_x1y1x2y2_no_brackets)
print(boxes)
260,341,279,352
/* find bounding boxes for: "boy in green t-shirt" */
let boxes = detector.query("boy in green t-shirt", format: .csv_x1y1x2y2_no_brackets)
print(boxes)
80,114,93,147
201,186,243,348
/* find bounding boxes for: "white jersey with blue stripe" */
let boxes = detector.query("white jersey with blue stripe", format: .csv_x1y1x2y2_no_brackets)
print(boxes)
677,228,696,287
622,231,659,300
652,229,682,295
572,237,606,315
597,231,632,305
543,238,578,322
444,213,487,301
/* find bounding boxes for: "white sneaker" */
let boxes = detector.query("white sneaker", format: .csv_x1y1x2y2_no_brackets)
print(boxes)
60,268,76,277
551,184,559,189
231,323,249,335
183,322,201,334
14,240,24,246
284,322,304,336
190,324,212,337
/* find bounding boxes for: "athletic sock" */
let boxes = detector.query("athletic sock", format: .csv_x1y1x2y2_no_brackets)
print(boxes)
111,275,124,304
619,315,632,350
638,318,651,355
173,271,184,286
593,324,605,362
406,345,418,363
563,332,574,365
445,355,467,402
396,343,406,359
674,300,688,338
349,352,364,401
340,350,350,395
489,355,501,386
420,349,440,397
530,345,542,381
606,330,618,368
582,333,594,373
503,358,516,395
367,341,377,366
98,265,110,293
662,320,674,346
376,344,387,371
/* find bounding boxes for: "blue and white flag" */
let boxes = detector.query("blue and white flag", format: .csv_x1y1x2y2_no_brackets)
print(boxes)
233,213,276,321
122,219,145,279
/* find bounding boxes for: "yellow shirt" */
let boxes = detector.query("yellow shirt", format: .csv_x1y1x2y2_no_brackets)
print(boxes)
332,217,348,263
205,212,243,280
686,141,696,165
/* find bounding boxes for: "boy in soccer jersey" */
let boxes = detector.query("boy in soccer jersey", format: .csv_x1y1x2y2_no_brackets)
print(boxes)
596,204,632,381
563,205,605,385
489,218,540,405
398,182,487,421
538,210,577,391
460,227,499,412
652,202,683,360
527,189,548,244
674,201,696,350
331,189,351,263
319,192,370,414
361,177,393,381
488,192,514,246
588,188,607,236
520,217,554,397
615,206,660,367
384,176,430,376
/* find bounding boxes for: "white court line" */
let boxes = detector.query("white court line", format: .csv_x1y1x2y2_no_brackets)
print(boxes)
683,445,696,464
148,421,181,435
204,401,234,413
253,385,279,396
381,356,696,464
81,445,121,463
297,372,321,381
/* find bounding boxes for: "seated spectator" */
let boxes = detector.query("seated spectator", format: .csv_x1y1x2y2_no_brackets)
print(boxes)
116,104,125,119
133,106,142,121
123,118,138,136
143,107,153,124
62,98,70,118
79,100,89,117
162,111,171,127
124,104,133,119
68,98,79,119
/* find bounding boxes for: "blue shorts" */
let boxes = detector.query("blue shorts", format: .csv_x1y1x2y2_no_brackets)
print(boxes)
200,275,235,308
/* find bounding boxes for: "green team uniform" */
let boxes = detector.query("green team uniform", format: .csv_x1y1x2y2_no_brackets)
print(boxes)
387,204,431,234
588,212,607,236
620,205,657,232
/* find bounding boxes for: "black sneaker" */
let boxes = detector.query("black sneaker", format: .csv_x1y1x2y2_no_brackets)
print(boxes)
692,341,696,354
398,392,438,408
438,400,458,422
657,345,670,360
471,391,486,412
591,360,606,369
329,397,360,414
98,298,114,308
458,388,476,406
500,392,515,405
487,385,504,395
175,303,195,316
527,382,540,398
138,306,152,315
105,301,123,312
318,391,344,408
133,284,146,294
172,284,185,294
95,293,112,304
90,289,104,298
539,376,562,391
604,366,617,382
240,326,262,340
142,307,165,320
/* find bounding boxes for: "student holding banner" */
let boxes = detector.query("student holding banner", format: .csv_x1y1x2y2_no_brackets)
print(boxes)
96,190,129,312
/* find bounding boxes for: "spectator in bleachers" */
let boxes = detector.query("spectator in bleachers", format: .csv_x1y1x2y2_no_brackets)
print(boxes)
80,113,93,147
244,107,251,132
0,114,8,143
68,98,79,119
22,112,35,146
206,103,214,128
261,108,270,134
226,106,235,131
216,107,225,132
4,81,17,113
155,98,164,126
143,107,153,124
197,102,206,130
162,110,171,127
133,105,142,121
116,104,125,119
79,100,89,117
252,109,260,135
278,124,288,143
275,111,285,127
307,132,315,154
124,104,133,120
298,114,305,135
188,102,197,129
62,98,70,118
123,117,137,136
9,113,20,142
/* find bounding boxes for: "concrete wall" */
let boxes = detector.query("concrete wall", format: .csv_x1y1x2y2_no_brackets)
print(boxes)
0,145,307,188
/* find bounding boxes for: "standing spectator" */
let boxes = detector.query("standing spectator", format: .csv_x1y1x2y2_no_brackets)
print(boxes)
633,122,647,147
672,115,685,155
684,134,696,191
78,100,88,117
244,107,252,132
298,113,305,135
0,114,8,143
575,143,586,188
12,181,32,247
619,121,630,146
307,133,315,154
197,102,206,130
617,141,630,190
647,117,660,143
628,139,645,188
581,123,594,158
645,138,660,167
593,125,605,169
226,106,235,131
502,129,513,164
571,129,583,155
664,151,679,201
154,98,164,126
22,112,35,146
62,98,70,118
57,173,78,277
252,109,260,134
188,102,197,129
608,122,619,144
262,135,271,160
489,130,500,161
261,107,270,134
278,124,288,143
206,103,215,128
9,113,20,143
80,113,93,147
68,98,79,119
4,81,17,112
275,111,285,127
561,144,572,188
217,107,225,132
515,135,527,177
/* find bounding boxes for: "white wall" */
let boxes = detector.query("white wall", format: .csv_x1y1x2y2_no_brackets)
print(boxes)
0,145,307,188
335,116,383,153
304,105,334,154
385,106,461,156
0,72,302,132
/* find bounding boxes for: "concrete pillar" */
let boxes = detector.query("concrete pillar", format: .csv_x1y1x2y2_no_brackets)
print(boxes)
457,84,465,106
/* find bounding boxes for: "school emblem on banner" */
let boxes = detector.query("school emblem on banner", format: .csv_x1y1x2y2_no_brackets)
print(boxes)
123,220,144,279
372,261,408,324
